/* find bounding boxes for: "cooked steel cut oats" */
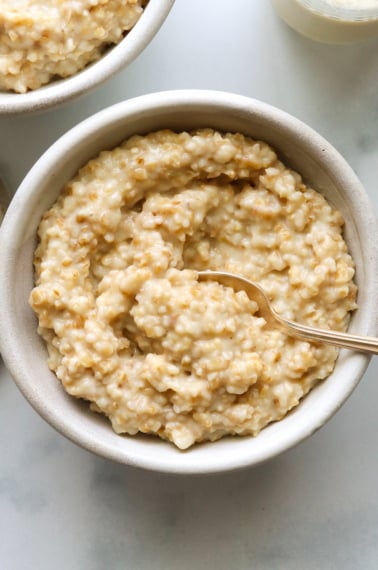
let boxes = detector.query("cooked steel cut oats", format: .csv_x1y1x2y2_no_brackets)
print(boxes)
30,129,357,449
0,0,145,93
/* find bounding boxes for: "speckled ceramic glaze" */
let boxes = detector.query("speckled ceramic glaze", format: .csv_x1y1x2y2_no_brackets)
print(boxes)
0,0,175,115
0,90,377,474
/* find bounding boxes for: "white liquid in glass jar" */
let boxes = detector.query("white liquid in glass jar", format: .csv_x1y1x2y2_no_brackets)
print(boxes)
271,0,378,43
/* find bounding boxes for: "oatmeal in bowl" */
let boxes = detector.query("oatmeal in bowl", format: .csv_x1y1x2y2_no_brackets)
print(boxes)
0,91,376,473
29,129,357,451
0,0,175,113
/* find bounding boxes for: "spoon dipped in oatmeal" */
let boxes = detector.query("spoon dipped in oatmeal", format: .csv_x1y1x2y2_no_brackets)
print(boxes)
199,271,378,354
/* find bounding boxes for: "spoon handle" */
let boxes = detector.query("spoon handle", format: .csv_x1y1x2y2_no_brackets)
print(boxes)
279,316,378,354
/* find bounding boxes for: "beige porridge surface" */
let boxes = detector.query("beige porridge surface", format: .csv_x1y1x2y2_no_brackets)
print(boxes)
0,0,145,93
30,129,357,450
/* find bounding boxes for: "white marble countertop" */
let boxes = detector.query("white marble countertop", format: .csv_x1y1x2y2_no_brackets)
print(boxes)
1,1,378,568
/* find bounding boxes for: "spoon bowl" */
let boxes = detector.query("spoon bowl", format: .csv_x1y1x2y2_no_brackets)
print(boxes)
198,270,378,355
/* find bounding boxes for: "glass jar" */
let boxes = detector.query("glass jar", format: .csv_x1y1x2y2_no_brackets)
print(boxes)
271,0,378,43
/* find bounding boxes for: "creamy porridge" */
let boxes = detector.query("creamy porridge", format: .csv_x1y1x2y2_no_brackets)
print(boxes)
0,0,146,93
30,129,357,450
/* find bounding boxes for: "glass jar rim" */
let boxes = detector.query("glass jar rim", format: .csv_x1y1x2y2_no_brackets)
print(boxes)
299,0,378,21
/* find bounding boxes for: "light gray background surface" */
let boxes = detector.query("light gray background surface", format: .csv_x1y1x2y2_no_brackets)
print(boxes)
1,1,378,568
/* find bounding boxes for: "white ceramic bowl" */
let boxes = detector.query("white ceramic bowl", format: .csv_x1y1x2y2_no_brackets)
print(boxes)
0,90,377,474
0,0,174,115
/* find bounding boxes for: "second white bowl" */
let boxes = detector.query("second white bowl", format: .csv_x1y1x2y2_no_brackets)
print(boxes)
0,0,175,115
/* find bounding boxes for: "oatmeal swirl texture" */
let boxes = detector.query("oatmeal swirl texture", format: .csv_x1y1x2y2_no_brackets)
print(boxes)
30,129,357,450
0,0,145,93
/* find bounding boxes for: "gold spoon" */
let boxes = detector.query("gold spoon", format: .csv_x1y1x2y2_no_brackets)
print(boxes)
198,270,378,354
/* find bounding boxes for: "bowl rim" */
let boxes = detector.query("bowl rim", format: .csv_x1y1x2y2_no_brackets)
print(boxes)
0,0,175,115
0,89,377,474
